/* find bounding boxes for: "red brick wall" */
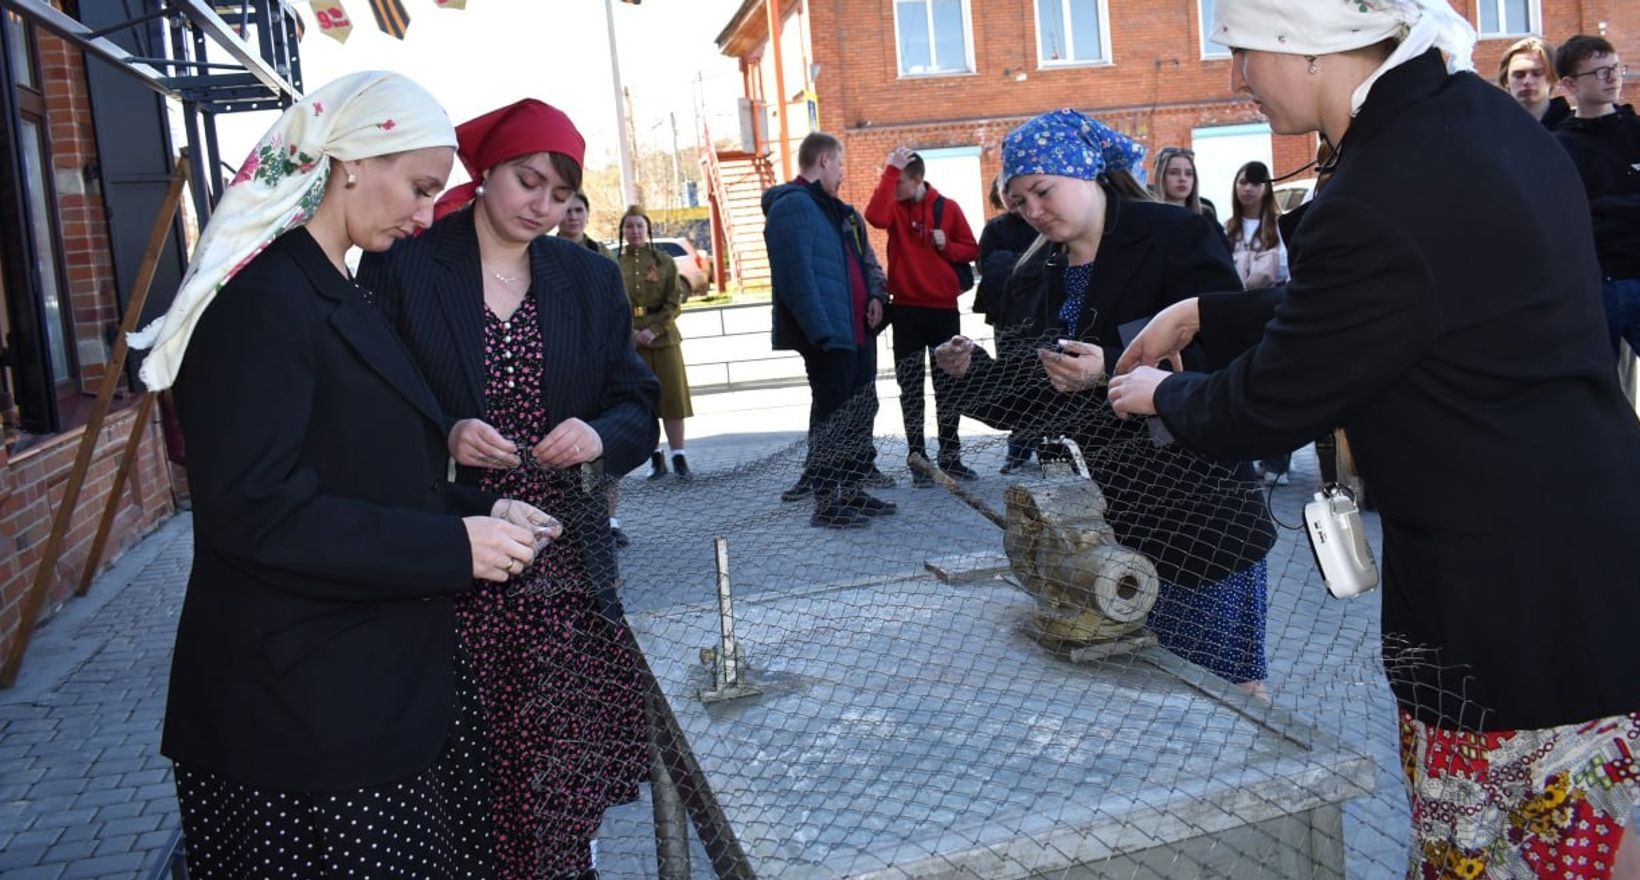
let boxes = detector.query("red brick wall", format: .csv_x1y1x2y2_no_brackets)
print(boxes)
0,403,175,673
786,0,1640,236
35,23,121,394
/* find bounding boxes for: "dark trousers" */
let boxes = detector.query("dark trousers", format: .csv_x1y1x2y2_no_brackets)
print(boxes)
890,305,962,461
799,340,878,501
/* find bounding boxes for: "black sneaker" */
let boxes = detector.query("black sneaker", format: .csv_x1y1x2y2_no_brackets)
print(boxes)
862,467,897,489
672,453,692,481
845,492,898,516
610,526,630,548
647,451,667,481
997,455,1036,478
811,502,871,529
941,459,979,481
780,478,813,502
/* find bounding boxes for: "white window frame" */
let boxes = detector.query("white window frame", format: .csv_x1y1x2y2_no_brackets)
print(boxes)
1474,0,1541,39
1034,0,1113,68
1198,0,1230,59
893,0,976,78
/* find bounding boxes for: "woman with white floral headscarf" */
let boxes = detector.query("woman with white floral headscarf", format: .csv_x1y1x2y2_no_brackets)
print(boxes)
1110,1,1640,876
144,72,558,879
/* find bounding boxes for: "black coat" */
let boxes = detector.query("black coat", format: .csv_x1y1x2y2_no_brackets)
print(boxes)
975,211,1038,324
357,208,660,614
1554,104,1640,280
164,228,495,792
955,188,1275,588
1155,51,1640,731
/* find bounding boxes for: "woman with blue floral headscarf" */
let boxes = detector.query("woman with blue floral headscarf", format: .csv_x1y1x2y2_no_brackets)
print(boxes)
935,108,1276,695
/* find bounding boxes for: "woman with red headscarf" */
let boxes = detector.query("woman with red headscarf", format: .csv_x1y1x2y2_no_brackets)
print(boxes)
358,98,660,880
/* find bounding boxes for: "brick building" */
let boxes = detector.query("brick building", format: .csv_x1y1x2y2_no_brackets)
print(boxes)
0,1,301,682
708,0,1638,284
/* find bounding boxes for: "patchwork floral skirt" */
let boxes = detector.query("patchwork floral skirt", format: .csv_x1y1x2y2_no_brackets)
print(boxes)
1400,710,1640,879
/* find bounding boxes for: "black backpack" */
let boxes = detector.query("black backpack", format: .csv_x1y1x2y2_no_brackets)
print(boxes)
931,196,975,291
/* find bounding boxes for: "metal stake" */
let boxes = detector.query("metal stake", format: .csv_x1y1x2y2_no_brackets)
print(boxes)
699,537,761,703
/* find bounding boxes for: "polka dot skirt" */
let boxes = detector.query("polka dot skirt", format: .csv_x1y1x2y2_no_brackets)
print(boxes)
173,653,493,878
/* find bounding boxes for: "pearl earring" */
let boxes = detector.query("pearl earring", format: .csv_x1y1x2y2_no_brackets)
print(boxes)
475,184,487,197
345,171,357,189
1307,56,1319,75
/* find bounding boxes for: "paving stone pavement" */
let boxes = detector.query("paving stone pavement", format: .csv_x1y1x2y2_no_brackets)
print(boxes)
1,517,190,880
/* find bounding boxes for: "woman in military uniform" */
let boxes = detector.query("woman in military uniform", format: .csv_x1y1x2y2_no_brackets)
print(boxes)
618,206,694,480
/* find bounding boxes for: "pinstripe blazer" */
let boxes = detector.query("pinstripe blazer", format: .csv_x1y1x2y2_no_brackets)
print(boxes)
357,208,660,607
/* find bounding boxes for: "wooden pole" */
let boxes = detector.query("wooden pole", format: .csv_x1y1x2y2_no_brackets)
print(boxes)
765,0,791,181
2,155,189,687
74,391,156,597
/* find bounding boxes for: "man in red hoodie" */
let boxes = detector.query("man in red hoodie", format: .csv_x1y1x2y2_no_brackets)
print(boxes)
866,147,981,486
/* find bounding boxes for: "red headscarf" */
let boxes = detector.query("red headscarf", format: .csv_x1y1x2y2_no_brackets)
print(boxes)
433,98,585,220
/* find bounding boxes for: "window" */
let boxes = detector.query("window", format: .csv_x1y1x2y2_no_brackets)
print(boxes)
895,0,973,76
1,9,79,434
6,11,34,89
1475,0,1538,38
1199,0,1230,58
1036,0,1109,66
16,119,71,386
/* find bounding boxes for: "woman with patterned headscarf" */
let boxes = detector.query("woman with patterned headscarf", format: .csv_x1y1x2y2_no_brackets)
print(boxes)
358,98,659,880
935,108,1276,696
136,72,558,878
1110,1,1640,875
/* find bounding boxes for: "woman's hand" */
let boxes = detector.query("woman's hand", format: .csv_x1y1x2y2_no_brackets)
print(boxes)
633,328,659,348
1108,366,1171,419
934,335,975,378
531,418,603,469
449,418,520,469
463,515,537,582
1039,339,1105,393
1113,298,1200,375
491,498,563,551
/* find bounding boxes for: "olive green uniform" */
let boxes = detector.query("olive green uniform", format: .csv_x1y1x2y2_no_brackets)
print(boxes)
619,244,693,419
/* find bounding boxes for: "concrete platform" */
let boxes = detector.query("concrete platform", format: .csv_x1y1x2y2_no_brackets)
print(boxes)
627,576,1376,879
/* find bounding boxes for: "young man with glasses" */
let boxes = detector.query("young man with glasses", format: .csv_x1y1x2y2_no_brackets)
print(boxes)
1554,35,1640,358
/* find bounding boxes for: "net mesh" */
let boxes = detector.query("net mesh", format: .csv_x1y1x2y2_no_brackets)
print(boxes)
532,326,1469,880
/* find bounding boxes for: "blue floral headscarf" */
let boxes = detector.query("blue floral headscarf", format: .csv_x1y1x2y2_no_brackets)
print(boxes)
1001,109,1147,191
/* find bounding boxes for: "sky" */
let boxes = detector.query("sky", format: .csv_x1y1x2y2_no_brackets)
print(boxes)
215,0,749,176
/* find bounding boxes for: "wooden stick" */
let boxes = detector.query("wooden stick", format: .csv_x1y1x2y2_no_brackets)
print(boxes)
74,391,156,597
907,452,1007,530
2,156,189,687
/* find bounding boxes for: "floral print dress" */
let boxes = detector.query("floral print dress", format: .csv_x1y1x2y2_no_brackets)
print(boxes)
457,294,649,879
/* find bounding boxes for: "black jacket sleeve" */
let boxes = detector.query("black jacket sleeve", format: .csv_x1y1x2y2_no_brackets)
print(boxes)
1154,196,1440,461
176,275,475,602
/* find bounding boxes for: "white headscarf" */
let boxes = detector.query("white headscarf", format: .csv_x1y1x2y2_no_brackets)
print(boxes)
1211,0,1477,115
129,70,456,391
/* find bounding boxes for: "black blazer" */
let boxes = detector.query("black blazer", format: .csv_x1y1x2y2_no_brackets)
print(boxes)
163,228,494,792
1156,52,1640,731
358,208,660,609
955,189,1275,588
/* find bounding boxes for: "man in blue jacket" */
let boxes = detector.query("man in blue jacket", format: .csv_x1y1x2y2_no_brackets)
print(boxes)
764,132,893,528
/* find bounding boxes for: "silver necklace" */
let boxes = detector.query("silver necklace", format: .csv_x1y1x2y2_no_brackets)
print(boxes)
490,269,526,287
